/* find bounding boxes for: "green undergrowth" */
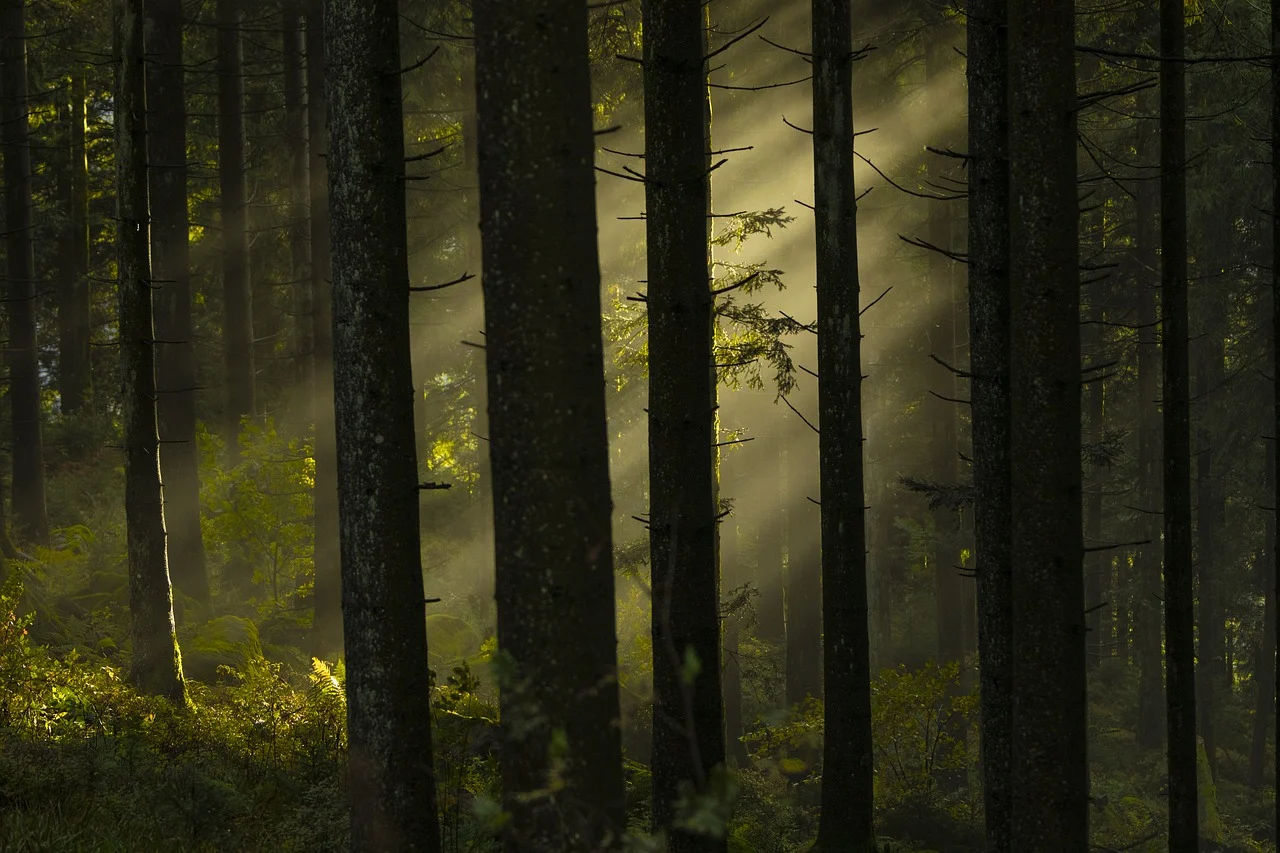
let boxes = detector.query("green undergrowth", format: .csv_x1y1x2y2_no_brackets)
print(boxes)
0,566,503,852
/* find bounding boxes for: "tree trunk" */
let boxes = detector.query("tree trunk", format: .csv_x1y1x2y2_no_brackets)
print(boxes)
283,1,311,419
966,0,1011,847
473,1,626,847
147,0,209,611
325,3,440,850
58,69,92,415
117,0,187,704
1249,514,1274,789
308,0,341,655
218,0,254,452
1159,0,1200,845
755,442,785,646
784,437,822,707
1271,0,1280,830
1084,280,1105,669
925,32,963,668
1134,100,1166,752
1,0,49,545
643,0,725,847
811,0,873,847
1007,0,1088,845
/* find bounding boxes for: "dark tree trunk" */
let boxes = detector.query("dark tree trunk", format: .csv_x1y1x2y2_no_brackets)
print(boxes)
147,0,209,611
1159,0,1199,845
966,0,1011,848
755,442,785,646
58,69,92,415
325,3,440,850
1007,0,1088,845
1271,0,1280,828
1134,102,1166,752
117,0,187,704
811,0,873,848
473,0,626,847
1249,507,1275,789
283,1,312,415
925,33,963,668
218,0,254,452
307,0,340,655
643,0,725,847
1084,288,1105,669
1,0,48,545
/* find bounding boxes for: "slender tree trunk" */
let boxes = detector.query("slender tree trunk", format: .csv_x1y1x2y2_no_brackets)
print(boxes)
283,1,311,421
925,32,963,668
218,0,254,453
147,0,209,611
721,513,747,767
325,3,440,850
473,1,626,847
1159,0,1199,845
1,0,49,545
967,0,1010,848
1249,513,1274,789
1007,0,1088,845
1271,0,1280,830
58,69,92,415
117,0,187,704
812,1,873,847
308,0,340,655
643,1,725,847
755,442,785,646
1135,104,1166,752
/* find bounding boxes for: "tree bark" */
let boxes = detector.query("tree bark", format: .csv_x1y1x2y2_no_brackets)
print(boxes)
1007,0,1088,845
925,31,963,668
966,0,1011,847
473,0,627,847
117,0,187,704
58,69,92,415
307,0,340,655
218,0,254,453
147,0,209,611
811,1,873,848
1159,0,1200,845
1134,97,1166,752
1,0,49,545
643,1,726,847
325,3,440,850
1271,0,1280,830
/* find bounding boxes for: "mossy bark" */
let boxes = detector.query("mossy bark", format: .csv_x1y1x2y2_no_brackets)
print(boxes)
117,0,188,705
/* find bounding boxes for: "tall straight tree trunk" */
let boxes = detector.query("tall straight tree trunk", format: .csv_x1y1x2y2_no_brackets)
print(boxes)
1249,495,1275,789
1,0,48,545
1160,0,1199,845
925,33,963,667
324,3,440,850
755,442,785,646
58,69,92,414
473,0,626,847
147,0,209,611
218,0,254,452
1271,0,1280,830
812,0,873,848
643,1,725,848
1134,106,1166,751
117,0,187,704
307,0,340,655
967,0,1010,847
1007,0,1088,845
283,1,311,418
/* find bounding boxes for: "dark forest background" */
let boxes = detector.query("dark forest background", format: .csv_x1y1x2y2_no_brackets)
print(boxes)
0,0,1276,850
